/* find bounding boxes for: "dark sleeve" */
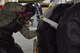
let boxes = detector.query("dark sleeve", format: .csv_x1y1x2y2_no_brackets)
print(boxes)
56,12,80,53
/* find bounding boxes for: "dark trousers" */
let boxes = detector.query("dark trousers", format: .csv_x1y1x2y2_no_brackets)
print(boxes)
0,43,24,53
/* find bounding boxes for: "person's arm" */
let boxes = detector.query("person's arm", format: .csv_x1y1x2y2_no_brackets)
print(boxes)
19,21,38,39
18,4,37,39
0,11,17,27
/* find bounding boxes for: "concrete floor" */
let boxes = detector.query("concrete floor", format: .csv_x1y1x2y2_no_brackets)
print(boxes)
13,32,37,53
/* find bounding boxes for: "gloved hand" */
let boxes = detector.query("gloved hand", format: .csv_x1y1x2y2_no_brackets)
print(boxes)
24,20,32,27
16,3,36,26
18,11,33,25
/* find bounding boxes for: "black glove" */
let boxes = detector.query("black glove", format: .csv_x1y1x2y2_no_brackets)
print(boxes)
16,3,36,25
